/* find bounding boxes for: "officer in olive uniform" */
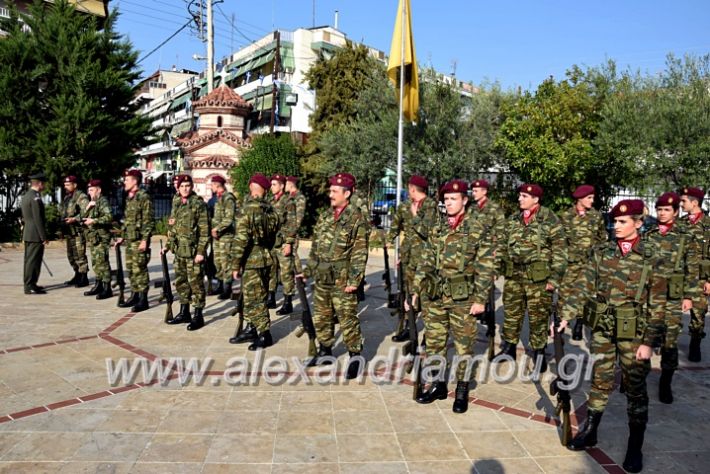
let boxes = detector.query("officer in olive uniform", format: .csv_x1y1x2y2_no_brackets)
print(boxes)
561,199,666,473
21,173,48,295
60,176,90,287
412,179,495,413
268,174,298,314
163,175,210,330
679,186,710,362
114,170,154,313
497,184,567,372
82,179,114,300
210,175,238,300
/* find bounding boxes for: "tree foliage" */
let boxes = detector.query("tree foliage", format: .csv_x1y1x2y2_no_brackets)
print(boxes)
230,134,299,197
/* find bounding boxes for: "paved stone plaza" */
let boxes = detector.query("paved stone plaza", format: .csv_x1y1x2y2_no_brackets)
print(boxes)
0,241,708,473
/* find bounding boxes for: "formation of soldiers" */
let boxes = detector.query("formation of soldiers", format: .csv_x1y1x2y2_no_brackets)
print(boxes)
19,169,710,473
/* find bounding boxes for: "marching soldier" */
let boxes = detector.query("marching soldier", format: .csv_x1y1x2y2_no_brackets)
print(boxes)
82,179,114,300
301,173,369,379
228,174,279,350
21,173,48,295
285,176,307,275
560,199,666,473
387,175,440,341
114,170,154,313
412,179,495,413
210,175,238,300
268,174,298,314
679,186,710,362
60,175,90,287
559,185,608,340
496,184,567,372
163,175,209,330
644,192,699,403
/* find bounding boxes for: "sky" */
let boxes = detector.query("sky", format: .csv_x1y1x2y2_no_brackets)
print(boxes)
114,0,710,90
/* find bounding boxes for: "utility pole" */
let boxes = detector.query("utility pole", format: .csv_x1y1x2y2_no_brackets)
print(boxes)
206,0,214,92
269,30,281,134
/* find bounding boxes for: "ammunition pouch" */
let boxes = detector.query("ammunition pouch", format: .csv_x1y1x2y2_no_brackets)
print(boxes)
699,259,710,281
441,274,474,301
667,273,685,300
176,236,197,259
425,277,443,301
501,258,514,278
526,261,551,283
315,262,336,286
582,298,608,330
613,304,642,341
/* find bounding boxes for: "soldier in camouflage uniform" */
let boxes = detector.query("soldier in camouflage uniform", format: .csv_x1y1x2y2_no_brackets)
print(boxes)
228,174,279,350
496,184,567,372
162,175,209,330
285,176,307,275
559,185,608,340
335,173,371,302
60,176,90,287
81,179,114,300
412,179,495,413
561,199,666,473
114,170,154,313
644,192,699,403
469,179,506,254
301,173,368,379
210,175,238,300
679,187,710,362
268,174,299,314
387,175,440,341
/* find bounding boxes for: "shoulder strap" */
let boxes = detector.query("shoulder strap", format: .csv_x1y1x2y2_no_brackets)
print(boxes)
634,243,652,304
674,234,686,273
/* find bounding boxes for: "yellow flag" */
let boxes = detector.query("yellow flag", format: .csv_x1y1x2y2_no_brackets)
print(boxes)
387,0,419,122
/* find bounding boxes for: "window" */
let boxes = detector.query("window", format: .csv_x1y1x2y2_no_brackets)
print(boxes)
217,116,223,128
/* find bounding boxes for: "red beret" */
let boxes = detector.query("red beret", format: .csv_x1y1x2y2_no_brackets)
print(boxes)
681,187,705,201
611,199,645,218
271,174,286,185
286,176,299,184
656,192,680,210
470,179,489,189
335,173,357,188
248,173,271,190
88,179,102,188
572,185,595,199
64,175,77,184
518,183,543,198
329,174,355,189
211,175,226,185
124,170,142,182
440,179,469,197
176,174,193,185
408,175,428,189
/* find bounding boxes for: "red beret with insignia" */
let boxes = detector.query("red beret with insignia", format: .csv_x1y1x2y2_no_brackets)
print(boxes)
64,175,78,184
124,170,142,182
211,175,226,185
656,192,680,210
611,199,645,218
408,175,428,189
88,179,102,188
271,174,286,185
335,172,357,188
286,176,299,184
176,174,193,185
440,179,469,197
572,184,595,199
681,187,705,201
329,173,355,190
518,183,543,198
249,173,271,190
470,179,489,189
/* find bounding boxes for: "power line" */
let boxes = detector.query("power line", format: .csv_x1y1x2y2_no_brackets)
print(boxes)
138,18,193,64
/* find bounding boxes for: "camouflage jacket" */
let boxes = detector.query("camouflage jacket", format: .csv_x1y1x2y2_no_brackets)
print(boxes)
121,189,154,243
387,196,441,264
468,198,506,257
644,223,700,302
232,196,278,270
351,191,371,231
561,238,666,347
82,195,113,243
413,210,495,305
168,193,209,258
559,206,607,264
679,213,710,284
306,203,369,288
212,191,237,238
60,190,89,237
272,192,298,247
289,191,307,236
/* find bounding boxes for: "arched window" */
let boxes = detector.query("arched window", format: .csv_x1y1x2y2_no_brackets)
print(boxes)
217,116,223,128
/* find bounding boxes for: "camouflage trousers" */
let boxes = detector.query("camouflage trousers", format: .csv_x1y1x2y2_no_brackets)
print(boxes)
269,246,296,296
213,235,233,282
587,329,650,424
559,262,585,318
66,234,88,273
88,240,111,283
242,267,270,333
502,269,551,350
689,295,709,335
424,297,478,382
174,256,206,308
125,240,150,292
312,282,362,352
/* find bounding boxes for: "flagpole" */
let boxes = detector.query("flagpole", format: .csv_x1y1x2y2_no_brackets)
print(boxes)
394,0,406,279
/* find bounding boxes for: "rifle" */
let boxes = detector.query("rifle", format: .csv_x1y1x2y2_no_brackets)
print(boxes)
382,239,398,309
230,276,244,338
393,260,407,333
292,274,317,366
205,240,217,294
549,292,572,445
115,244,126,307
159,240,174,323
406,295,423,399
481,283,496,361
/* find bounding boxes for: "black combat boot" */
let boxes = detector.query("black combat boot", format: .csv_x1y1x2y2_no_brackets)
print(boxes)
218,280,232,300
345,352,364,380
96,281,113,300
688,332,702,362
118,292,138,308
75,272,89,288
534,348,548,373
567,410,603,450
266,291,277,309
391,320,410,342
248,330,273,351
572,319,584,341
416,379,449,404
659,369,674,404
168,304,191,325
493,341,517,361
452,381,470,413
316,344,334,365
229,323,257,344
276,295,293,315
131,290,149,313
208,279,223,296
622,422,646,473
187,307,205,331
65,271,79,286
84,280,101,296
